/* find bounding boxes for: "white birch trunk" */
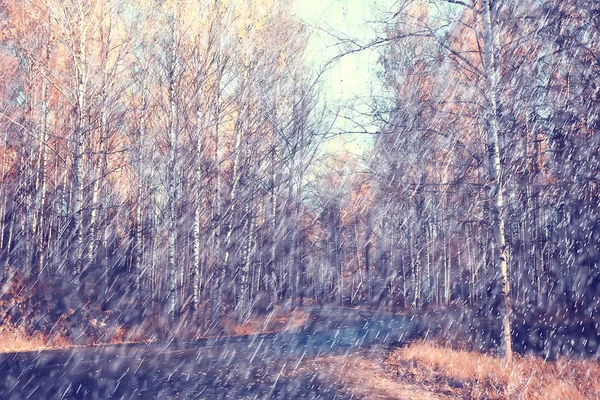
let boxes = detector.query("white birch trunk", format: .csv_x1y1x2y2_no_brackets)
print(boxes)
482,0,513,362
191,96,206,320
165,5,180,321
134,92,148,302
222,80,247,314
35,38,50,275
212,80,224,320
72,9,88,283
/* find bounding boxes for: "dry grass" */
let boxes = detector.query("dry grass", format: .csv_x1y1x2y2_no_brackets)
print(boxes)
290,350,451,399
0,326,70,353
386,341,600,399
221,307,309,336
0,307,310,353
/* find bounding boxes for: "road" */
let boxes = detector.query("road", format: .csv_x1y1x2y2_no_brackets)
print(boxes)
0,309,433,399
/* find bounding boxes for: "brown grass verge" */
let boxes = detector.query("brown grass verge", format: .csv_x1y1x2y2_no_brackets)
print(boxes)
290,350,451,399
219,307,309,336
386,341,600,399
0,307,310,353
0,326,70,353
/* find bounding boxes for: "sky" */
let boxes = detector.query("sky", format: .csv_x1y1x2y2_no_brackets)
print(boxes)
291,0,396,157
292,0,381,102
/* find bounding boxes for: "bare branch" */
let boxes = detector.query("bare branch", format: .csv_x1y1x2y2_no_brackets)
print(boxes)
0,111,66,164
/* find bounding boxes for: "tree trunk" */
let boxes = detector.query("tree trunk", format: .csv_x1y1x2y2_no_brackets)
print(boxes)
35,38,50,276
482,0,513,362
72,32,87,283
191,89,206,321
212,72,224,321
165,7,180,322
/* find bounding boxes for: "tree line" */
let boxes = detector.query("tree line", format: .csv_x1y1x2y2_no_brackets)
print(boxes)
357,0,599,359
0,0,324,330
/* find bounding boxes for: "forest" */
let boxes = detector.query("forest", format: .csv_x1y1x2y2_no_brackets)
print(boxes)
0,0,598,369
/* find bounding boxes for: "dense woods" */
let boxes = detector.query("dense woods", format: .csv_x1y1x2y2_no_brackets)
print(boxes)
0,0,598,359
0,0,322,333
366,0,599,358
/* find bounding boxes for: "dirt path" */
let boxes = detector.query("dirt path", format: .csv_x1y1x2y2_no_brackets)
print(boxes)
293,348,450,400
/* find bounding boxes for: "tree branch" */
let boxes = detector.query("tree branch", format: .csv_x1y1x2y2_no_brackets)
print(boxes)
0,112,66,164
437,0,475,10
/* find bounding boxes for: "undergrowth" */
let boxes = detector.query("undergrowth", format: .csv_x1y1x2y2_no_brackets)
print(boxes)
386,340,600,399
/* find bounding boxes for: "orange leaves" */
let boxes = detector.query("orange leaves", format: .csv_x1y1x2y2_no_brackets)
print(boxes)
406,0,430,23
